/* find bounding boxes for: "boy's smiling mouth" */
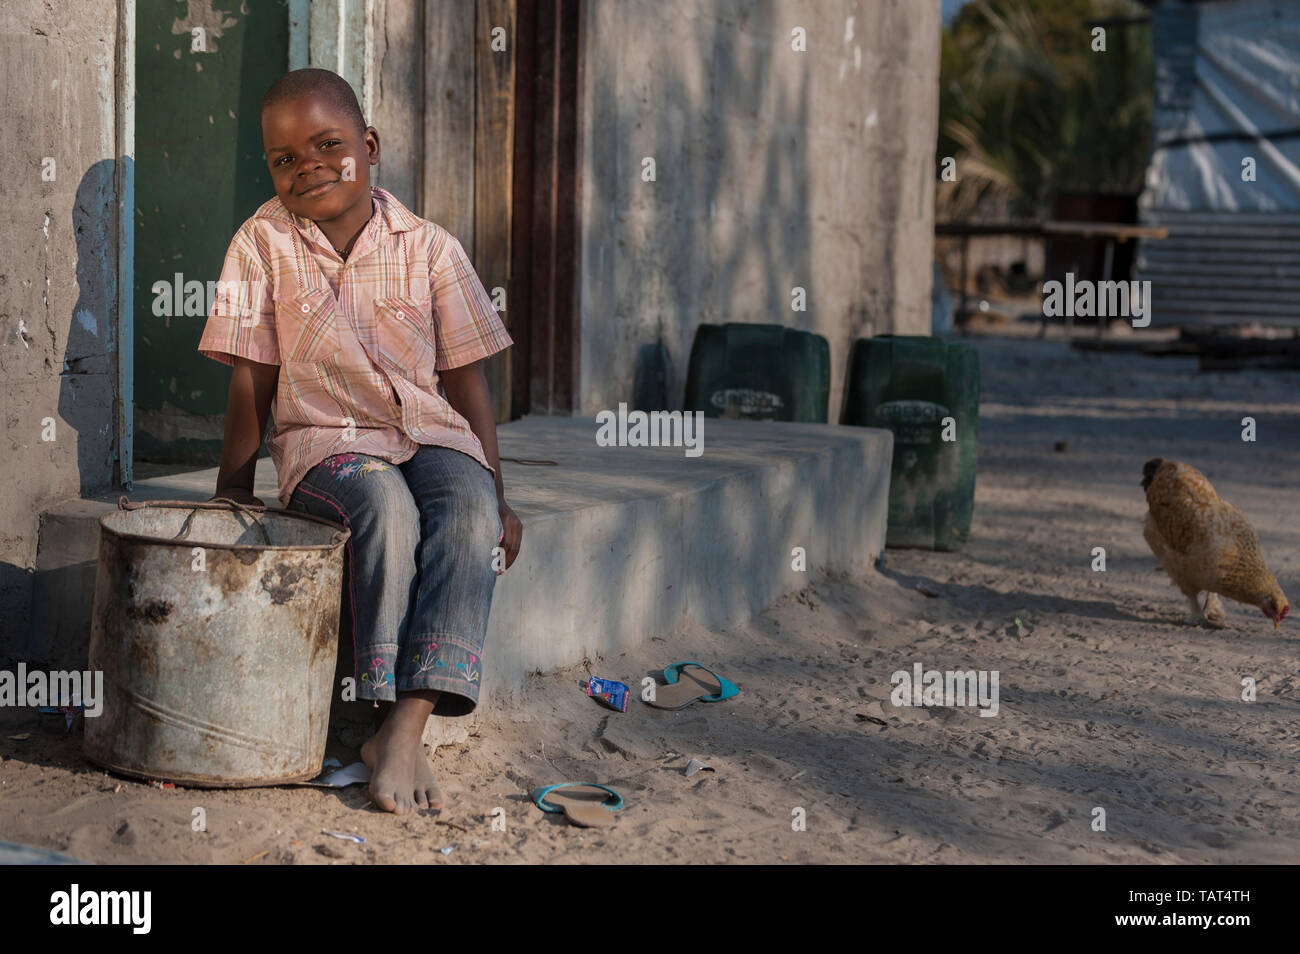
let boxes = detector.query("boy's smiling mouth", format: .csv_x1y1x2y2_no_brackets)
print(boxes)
298,179,338,198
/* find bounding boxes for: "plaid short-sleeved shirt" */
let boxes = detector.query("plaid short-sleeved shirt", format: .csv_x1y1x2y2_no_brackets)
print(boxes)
198,187,513,508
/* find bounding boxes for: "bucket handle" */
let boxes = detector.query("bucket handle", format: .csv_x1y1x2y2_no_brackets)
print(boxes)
116,495,271,546
207,497,272,546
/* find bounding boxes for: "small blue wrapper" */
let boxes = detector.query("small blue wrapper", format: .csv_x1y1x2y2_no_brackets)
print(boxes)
586,677,629,712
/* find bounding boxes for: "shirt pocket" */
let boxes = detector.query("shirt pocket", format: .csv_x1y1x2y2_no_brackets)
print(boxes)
274,288,342,364
375,296,437,388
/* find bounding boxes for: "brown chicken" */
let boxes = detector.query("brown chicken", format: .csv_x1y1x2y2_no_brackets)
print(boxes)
1142,458,1289,629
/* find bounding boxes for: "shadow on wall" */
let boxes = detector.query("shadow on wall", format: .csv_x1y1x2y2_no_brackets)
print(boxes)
592,4,890,413
1,159,124,659
640,4,913,416
65,159,122,499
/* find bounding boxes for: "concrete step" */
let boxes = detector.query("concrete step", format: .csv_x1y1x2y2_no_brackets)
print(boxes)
24,416,892,745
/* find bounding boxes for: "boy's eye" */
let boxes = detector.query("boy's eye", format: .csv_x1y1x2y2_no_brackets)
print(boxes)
271,140,341,167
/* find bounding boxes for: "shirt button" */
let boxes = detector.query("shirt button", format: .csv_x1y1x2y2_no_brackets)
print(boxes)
301,303,310,313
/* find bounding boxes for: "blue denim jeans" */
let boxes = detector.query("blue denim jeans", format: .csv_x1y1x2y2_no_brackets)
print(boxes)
286,445,502,716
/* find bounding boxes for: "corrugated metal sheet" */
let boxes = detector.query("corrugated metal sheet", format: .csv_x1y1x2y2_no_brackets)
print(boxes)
1136,1,1300,329
1136,210,1300,327
1141,0,1300,214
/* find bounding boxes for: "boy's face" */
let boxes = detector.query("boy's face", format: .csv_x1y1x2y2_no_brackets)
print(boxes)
261,90,379,223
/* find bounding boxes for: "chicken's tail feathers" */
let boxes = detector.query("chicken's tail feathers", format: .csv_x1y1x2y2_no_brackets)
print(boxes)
1141,457,1166,491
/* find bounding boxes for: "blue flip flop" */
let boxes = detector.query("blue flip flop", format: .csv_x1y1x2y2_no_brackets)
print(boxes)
645,661,740,709
531,783,624,828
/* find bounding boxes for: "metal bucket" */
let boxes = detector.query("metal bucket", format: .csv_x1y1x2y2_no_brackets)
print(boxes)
83,497,350,787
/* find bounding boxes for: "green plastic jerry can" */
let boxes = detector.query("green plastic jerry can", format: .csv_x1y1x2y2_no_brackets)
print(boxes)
684,323,830,422
842,335,979,550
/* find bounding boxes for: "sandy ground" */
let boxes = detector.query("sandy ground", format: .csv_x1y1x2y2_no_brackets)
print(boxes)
2,331,1298,864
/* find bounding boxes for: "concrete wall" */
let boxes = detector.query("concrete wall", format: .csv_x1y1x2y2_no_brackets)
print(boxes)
0,0,121,651
577,0,940,418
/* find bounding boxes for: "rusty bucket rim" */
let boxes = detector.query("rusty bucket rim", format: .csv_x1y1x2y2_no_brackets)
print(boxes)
102,497,350,551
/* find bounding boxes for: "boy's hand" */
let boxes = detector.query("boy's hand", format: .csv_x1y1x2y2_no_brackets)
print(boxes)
497,498,522,573
211,487,266,509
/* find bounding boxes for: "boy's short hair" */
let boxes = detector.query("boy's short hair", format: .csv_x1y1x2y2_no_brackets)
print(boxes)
260,68,367,137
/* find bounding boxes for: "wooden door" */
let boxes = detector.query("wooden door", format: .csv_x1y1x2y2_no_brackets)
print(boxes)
423,0,580,422
517,0,581,417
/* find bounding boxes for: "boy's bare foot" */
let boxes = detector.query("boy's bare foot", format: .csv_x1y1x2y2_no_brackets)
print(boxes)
360,731,417,814
358,691,440,814
412,748,444,810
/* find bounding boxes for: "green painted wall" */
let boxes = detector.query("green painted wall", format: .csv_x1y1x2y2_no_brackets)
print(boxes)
134,0,288,463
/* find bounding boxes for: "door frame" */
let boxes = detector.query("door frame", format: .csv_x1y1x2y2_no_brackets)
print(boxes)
511,0,582,417
116,0,137,489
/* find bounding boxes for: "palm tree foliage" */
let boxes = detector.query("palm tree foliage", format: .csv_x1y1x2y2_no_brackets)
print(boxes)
939,0,1154,220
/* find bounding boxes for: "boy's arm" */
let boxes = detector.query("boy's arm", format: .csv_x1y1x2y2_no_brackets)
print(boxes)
440,360,522,571
212,356,279,507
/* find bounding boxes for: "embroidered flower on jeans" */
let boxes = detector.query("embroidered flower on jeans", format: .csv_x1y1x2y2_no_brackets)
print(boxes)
361,656,391,687
454,660,480,683
411,640,440,676
323,453,390,481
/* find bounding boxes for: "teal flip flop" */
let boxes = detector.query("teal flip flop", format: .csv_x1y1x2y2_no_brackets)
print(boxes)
645,661,740,709
531,783,624,828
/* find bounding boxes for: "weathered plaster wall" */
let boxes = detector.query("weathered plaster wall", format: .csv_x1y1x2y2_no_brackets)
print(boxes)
577,0,940,417
0,1,121,649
